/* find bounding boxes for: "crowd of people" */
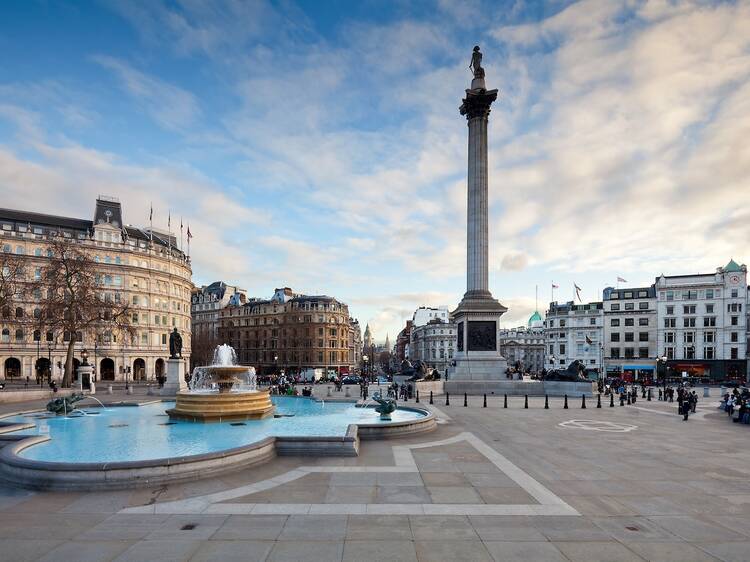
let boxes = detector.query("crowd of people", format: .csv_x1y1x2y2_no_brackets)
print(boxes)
720,387,750,424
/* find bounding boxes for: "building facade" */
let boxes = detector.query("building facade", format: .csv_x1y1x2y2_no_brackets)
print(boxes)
408,318,456,374
219,287,357,376
602,285,657,382
191,281,247,368
655,260,747,382
498,311,545,374
544,301,603,377
0,197,192,382
412,306,449,327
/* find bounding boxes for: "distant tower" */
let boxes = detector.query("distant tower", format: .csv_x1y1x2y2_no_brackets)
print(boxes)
363,324,373,349
384,333,391,352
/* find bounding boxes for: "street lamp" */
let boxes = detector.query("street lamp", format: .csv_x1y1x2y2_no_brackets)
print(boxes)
363,355,369,379
657,354,668,397
81,348,89,366
46,342,53,386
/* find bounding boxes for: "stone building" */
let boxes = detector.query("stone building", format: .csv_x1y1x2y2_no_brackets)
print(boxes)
218,287,357,376
395,320,413,362
602,285,657,382
0,196,192,382
655,260,747,382
191,281,247,368
544,301,603,377
498,311,545,374
409,317,456,374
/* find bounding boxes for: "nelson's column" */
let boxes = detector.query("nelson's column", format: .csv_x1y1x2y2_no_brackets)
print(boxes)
447,46,508,393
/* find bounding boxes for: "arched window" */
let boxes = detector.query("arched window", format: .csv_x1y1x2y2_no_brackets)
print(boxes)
33,308,40,319
1,328,9,342
15,329,23,342
46,249,53,257
33,330,41,342
15,307,23,318
45,331,53,342
15,245,24,255
34,248,42,257
1,306,9,319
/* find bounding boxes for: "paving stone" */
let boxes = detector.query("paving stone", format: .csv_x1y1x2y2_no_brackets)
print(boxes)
375,472,424,486
483,541,567,562
113,539,200,562
76,514,172,541
464,472,518,487
554,541,646,562
375,485,431,504
695,541,750,562
345,514,412,540
38,540,132,562
145,514,228,541
427,485,483,504
278,514,347,540
648,515,747,542
531,516,611,542
624,541,719,562
469,516,547,541
476,486,537,505
590,516,680,542
324,486,376,503
330,472,377,486
190,540,274,562
420,472,469,486
0,538,63,561
409,515,478,540
415,540,492,562
267,540,344,561
211,514,288,540
342,539,417,561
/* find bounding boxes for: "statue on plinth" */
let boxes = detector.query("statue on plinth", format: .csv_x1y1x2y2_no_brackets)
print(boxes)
169,328,183,359
469,45,485,79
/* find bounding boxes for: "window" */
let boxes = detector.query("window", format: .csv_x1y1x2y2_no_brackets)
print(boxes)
638,318,648,326
683,318,696,328
639,302,648,310
624,318,634,326
560,320,566,327
610,333,620,342
704,317,716,327
610,319,620,327
731,289,739,298
731,348,739,359
731,316,739,326
665,332,675,343
625,303,634,311
624,332,634,342
683,305,696,314
704,347,715,359
666,305,674,315
610,348,620,359
731,332,739,343
704,331,714,343
684,346,695,359
638,347,649,359
666,291,674,301
624,292,633,298
684,331,695,343
706,304,714,314
611,304,620,311
682,290,698,300
559,344,566,354
639,332,649,342
664,318,676,328
666,347,675,359
548,320,554,327
590,318,596,325
624,348,635,358
728,303,742,313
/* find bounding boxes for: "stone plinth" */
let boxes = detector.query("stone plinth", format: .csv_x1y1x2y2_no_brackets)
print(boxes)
160,358,187,396
166,390,274,422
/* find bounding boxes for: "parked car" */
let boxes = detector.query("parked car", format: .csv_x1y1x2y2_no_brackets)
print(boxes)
341,375,363,385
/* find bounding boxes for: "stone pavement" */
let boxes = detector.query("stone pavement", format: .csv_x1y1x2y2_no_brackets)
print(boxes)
2,389,750,561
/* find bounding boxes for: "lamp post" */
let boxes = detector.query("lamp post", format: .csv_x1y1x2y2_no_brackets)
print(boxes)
94,341,98,383
657,354,668,397
363,355,369,380
46,342,53,386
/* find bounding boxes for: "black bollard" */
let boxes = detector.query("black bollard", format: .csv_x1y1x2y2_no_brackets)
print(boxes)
464,393,468,407
658,388,662,401
647,388,651,401
416,390,420,403
627,393,632,405
597,393,602,408
504,394,508,408
564,394,569,409
445,392,450,406
581,394,586,409
524,395,528,409
620,395,625,406
642,387,646,398
429,390,434,404
483,394,487,408
544,395,549,409
610,393,615,407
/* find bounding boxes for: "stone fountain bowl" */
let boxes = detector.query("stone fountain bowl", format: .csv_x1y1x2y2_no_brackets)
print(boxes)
203,365,251,393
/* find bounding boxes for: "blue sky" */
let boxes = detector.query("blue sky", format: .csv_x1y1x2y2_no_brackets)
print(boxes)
1,0,749,343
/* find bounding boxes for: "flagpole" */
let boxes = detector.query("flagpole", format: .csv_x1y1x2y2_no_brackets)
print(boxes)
149,203,153,244
180,217,184,253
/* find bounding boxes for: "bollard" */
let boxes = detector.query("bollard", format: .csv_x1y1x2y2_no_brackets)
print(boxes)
429,391,434,405
627,393,632,405
620,395,625,406
416,390,420,403
642,387,646,398
581,394,586,409
658,388,663,401
544,395,549,409
524,395,528,409
703,386,710,398
107,385,113,395
597,393,602,408
127,387,133,395
445,392,450,406
483,394,487,408
327,386,332,397
345,386,351,398
610,393,615,407
563,394,568,409
503,394,508,408
464,393,468,407
147,385,154,396
647,388,651,401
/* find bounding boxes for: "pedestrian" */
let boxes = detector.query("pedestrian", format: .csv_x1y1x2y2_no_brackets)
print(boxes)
681,397,690,421
690,391,697,414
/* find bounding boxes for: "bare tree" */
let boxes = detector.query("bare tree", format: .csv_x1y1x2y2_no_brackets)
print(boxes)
33,236,134,387
0,249,26,317
190,328,220,371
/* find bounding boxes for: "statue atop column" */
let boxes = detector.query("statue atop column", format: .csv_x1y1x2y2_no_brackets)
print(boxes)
469,46,485,79
169,328,183,359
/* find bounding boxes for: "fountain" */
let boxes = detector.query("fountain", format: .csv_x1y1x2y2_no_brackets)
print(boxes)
166,344,274,422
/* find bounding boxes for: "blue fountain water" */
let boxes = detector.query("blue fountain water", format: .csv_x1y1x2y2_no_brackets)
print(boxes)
2,397,425,463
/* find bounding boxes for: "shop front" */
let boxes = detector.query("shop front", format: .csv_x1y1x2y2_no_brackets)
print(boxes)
666,361,747,383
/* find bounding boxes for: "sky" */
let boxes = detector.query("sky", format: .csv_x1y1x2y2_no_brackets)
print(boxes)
1,0,749,344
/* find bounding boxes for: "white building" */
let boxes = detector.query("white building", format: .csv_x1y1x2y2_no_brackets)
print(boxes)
409,318,456,374
602,285,657,382
498,311,545,373
544,301,603,377
655,260,747,382
412,306,449,328
191,281,248,341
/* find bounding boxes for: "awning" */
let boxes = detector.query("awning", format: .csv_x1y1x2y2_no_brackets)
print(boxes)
622,365,655,371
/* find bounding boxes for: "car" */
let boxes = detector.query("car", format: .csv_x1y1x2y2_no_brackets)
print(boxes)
341,375,363,385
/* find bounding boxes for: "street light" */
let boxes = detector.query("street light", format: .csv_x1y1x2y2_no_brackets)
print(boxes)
657,354,668,397
46,342,53,386
81,348,89,366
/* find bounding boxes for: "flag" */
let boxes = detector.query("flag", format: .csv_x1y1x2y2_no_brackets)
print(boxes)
149,204,152,222
617,276,627,283
187,225,192,240
552,283,559,289
574,283,582,302
168,211,171,229
585,335,593,345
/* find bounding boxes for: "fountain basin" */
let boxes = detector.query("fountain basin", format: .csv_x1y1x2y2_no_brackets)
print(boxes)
166,389,274,422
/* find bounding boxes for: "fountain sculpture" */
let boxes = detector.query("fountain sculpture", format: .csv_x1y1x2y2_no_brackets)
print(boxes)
166,344,274,422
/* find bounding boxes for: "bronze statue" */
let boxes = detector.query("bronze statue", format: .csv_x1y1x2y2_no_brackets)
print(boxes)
169,328,183,359
46,393,85,415
469,45,484,79
372,392,397,420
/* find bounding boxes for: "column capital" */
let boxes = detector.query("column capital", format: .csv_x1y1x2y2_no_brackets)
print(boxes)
460,88,498,120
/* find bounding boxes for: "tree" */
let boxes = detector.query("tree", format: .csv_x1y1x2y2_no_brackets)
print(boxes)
0,249,25,317
191,328,220,371
34,236,134,387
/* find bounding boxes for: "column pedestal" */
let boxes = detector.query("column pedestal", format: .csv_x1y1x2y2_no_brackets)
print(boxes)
160,359,187,396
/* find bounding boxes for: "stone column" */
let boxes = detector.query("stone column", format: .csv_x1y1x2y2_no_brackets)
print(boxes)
460,88,497,299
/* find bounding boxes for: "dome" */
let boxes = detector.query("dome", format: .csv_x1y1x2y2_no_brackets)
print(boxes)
528,310,543,327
